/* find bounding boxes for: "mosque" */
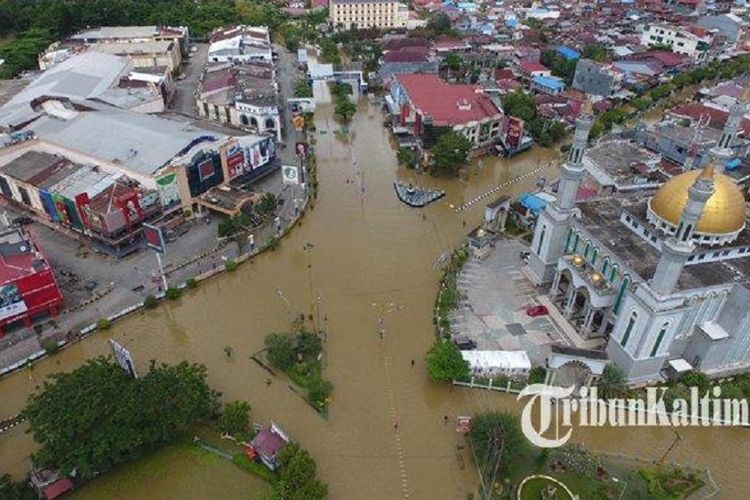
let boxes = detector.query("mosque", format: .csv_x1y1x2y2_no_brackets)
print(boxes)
527,96,750,383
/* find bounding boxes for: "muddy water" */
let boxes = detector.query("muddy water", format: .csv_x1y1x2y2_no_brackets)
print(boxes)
0,102,747,499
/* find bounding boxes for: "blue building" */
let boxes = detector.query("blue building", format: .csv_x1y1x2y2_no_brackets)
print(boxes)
531,75,566,95
556,46,581,60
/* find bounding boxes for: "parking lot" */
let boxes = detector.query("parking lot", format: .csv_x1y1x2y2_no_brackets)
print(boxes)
448,237,571,366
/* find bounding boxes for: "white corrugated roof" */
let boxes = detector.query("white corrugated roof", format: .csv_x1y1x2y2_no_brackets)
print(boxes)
461,350,532,371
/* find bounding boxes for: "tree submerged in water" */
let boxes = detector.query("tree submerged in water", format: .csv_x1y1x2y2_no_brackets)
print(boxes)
21,357,219,478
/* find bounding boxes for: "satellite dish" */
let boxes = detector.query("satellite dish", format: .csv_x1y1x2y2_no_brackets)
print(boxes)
19,245,27,252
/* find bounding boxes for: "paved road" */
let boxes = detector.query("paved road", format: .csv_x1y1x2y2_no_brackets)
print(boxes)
170,43,208,116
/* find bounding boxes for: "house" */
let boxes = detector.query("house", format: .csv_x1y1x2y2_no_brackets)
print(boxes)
531,75,566,96
518,61,551,79
250,422,290,470
208,26,273,64
640,23,712,59
377,48,438,84
389,74,504,152
572,59,621,97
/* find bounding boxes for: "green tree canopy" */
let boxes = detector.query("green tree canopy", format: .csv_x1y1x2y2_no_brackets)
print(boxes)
218,400,251,437
431,131,472,175
469,411,526,478
265,332,296,371
334,99,357,123
21,357,218,478
596,363,627,399
425,340,470,383
426,12,453,37
274,442,328,500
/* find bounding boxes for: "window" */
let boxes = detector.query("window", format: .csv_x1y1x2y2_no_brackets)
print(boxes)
650,323,669,357
621,311,637,348
601,257,609,276
614,276,630,315
537,225,546,254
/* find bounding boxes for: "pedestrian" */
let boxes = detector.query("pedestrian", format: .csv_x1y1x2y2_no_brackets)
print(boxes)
411,359,415,367
393,420,399,430
444,415,449,425
266,378,272,386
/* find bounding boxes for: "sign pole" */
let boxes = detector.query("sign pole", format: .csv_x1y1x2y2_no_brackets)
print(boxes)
155,250,167,291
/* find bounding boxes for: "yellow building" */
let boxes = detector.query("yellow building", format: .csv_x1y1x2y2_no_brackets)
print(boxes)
330,0,405,30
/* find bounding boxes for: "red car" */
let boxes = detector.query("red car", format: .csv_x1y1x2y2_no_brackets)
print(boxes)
526,305,549,317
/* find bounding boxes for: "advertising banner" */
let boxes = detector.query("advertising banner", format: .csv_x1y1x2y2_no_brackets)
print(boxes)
156,173,181,209
109,339,138,378
282,165,300,185
0,284,27,322
143,223,166,254
505,116,524,151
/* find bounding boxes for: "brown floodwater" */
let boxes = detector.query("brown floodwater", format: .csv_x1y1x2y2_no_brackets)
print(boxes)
0,101,747,499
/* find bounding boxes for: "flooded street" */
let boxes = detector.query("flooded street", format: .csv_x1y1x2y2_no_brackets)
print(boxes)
1,101,748,499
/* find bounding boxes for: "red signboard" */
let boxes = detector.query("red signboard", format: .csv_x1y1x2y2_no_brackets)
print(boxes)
198,159,215,181
227,151,245,179
143,223,166,254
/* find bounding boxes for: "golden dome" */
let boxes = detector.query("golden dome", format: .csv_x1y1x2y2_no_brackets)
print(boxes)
649,169,746,235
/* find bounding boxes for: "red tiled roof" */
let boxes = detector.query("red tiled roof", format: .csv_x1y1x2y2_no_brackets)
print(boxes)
202,74,236,93
494,68,515,80
382,50,430,63
671,103,750,135
251,427,288,459
519,61,549,74
643,50,685,67
395,74,501,127
42,479,73,500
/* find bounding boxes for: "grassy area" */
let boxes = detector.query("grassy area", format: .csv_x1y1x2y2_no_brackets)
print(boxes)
518,476,574,500
232,453,279,483
70,442,270,500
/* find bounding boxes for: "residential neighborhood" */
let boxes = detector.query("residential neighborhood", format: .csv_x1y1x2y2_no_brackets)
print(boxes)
0,0,750,499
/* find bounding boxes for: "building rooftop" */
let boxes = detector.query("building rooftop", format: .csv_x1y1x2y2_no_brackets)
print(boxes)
583,139,666,189
71,26,162,41
88,40,174,56
200,63,277,107
576,197,750,291
0,151,65,183
394,73,501,127
0,228,50,284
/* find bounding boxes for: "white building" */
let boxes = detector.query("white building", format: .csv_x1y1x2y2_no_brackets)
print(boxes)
207,26,273,64
640,24,712,59
462,350,532,378
330,0,407,30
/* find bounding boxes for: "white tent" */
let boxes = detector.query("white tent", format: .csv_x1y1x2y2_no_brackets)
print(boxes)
461,350,532,377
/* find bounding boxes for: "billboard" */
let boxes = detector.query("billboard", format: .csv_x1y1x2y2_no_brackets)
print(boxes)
0,284,27,322
156,173,181,209
226,143,245,179
142,223,166,254
198,158,216,181
292,114,305,131
295,142,308,158
282,165,300,185
109,339,138,378
504,116,525,151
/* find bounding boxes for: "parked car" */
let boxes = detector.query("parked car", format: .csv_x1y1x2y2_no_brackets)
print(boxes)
526,305,549,317
452,335,477,350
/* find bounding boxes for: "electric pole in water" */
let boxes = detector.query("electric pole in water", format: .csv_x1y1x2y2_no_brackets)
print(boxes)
371,302,405,340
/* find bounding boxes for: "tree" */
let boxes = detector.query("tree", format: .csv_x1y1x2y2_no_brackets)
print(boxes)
680,370,710,391
469,411,525,478
296,331,322,357
431,131,471,175
274,442,328,500
426,12,453,37
396,147,417,169
444,52,462,72
502,89,536,122
528,366,546,384
256,192,278,217
334,98,357,123
582,44,609,63
596,363,627,399
21,357,218,478
218,401,251,438
307,376,333,408
425,340,470,383
294,79,313,98
265,333,295,371
0,474,35,500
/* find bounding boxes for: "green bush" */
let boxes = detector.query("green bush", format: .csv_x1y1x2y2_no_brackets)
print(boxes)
224,259,238,272
307,376,333,408
165,287,182,300
42,340,60,355
186,278,198,289
97,318,111,330
143,294,158,309
528,366,546,384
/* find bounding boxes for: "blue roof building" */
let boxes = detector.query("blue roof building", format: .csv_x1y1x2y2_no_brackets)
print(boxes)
556,46,581,60
518,192,549,215
531,75,566,95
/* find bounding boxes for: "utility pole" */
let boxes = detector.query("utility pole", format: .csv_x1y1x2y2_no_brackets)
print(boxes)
658,429,681,466
275,287,295,331
303,242,315,329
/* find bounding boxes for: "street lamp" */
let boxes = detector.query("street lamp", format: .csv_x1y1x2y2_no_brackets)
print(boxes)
302,242,315,330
